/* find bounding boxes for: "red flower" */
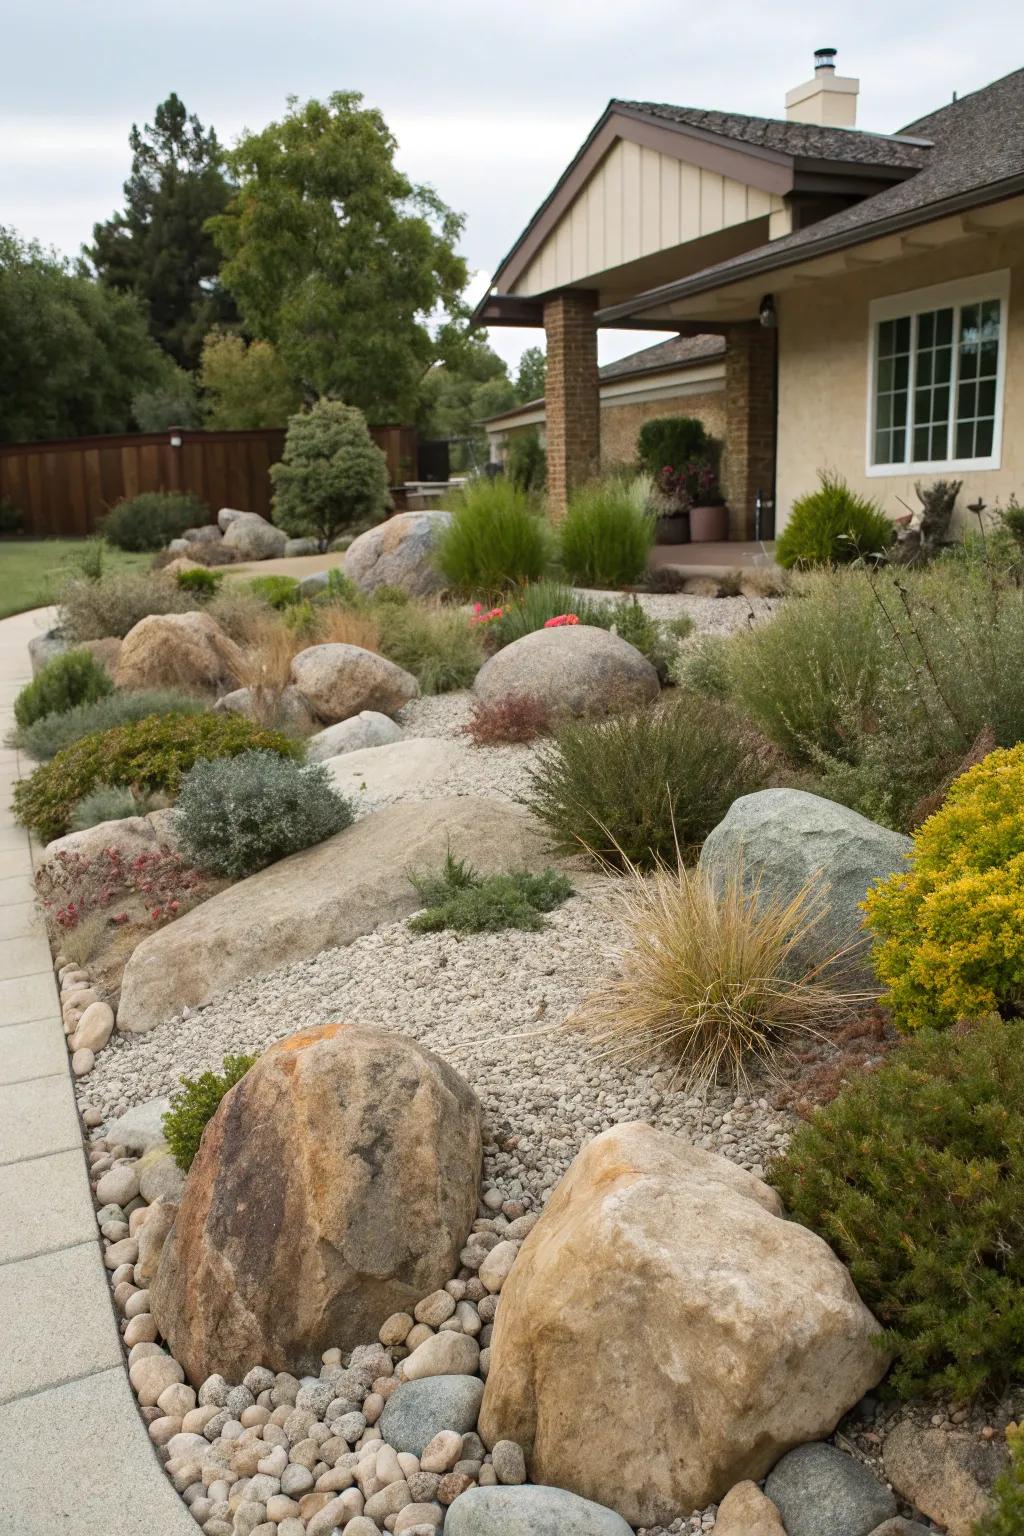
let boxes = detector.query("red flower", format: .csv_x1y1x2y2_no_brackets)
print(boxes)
544,613,580,628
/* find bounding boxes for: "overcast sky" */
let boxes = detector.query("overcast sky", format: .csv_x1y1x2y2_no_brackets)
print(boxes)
4,0,1023,372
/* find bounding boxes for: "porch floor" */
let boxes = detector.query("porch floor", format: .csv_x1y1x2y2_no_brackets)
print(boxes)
650,540,777,579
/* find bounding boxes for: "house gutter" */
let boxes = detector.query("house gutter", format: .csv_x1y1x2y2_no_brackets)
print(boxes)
597,171,1024,323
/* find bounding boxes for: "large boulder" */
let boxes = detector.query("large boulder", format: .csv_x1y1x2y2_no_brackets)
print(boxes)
116,797,560,1031
182,524,223,546
217,506,245,532
307,711,404,762
699,788,911,986
284,536,319,557
343,512,452,598
291,642,419,723
444,1486,632,1536
117,611,244,695
150,1022,481,1383
478,1122,887,1527
213,684,316,735
221,510,287,560
473,625,659,721
883,1424,1005,1536
324,739,462,812
42,808,178,874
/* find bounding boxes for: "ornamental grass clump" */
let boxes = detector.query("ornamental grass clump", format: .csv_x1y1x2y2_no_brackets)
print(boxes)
771,1017,1024,1400
435,478,550,594
864,742,1024,1031
524,693,767,869
13,650,114,730
578,861,859,1093
374,600,484,693
173,750,354,878
408,851,572,934
163,1054,257,1172
559,476,655,588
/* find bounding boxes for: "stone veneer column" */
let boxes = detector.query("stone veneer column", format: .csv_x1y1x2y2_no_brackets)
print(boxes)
722,323,777,539
543,290,600,518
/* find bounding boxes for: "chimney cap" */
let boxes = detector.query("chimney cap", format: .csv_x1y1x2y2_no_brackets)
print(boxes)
814,46,838,71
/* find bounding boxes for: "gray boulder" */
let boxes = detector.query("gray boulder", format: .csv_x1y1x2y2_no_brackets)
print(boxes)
343,511,451,598
883,1423,1006,1536
378,1376,485,1456
213,685,316,736
221,511,287,560
699,788,911,986
473,625,659,721
284,537,320,557
444,1486,632,1536
290,642,419,723
166,537,190,554
306,711,403,762
182,524,223,546
765,1443,896,1536
217,507,246,532
298,570,331,599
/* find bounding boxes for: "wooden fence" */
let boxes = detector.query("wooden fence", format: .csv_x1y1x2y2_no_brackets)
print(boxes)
0,425,418,538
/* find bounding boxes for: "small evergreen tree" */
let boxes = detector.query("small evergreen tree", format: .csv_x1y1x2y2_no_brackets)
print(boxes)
270,400,389,546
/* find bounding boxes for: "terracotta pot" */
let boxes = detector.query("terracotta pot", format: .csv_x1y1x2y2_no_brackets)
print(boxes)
689,504,729,542
656,512,690,545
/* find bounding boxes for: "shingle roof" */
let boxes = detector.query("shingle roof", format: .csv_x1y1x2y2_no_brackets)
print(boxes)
614,99,929,170
605,68,1024,318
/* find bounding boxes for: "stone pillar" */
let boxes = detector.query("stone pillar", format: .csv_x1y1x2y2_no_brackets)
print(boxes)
543,290,600,517
722,323,777,539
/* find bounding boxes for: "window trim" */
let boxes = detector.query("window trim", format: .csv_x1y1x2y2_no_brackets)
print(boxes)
865,269,1009,477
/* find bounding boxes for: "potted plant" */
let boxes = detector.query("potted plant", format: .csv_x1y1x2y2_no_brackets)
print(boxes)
653,465,690,544
675,456,727,542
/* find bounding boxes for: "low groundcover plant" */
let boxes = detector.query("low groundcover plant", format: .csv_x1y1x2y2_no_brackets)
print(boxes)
408,851,572,934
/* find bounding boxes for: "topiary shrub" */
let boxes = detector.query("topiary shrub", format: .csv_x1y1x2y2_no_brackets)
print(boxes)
523,693,767,869
270,400,390,546
771,1018,1024,1400
435,478,550,595
13,689,204,761
173,749,353,878
69,783,152,831
864,743,1024,1031
560,477,655,589
163,1054,258,1171
408,852,572,933
776,471,894,569
636,416,710,478
13,713,302,845
14,650,114,729
101,491,209,552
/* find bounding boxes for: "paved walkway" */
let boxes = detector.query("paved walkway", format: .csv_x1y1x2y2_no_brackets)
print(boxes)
0,608,193,1534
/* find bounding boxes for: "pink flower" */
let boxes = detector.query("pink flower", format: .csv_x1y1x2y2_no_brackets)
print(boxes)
544,613,580,627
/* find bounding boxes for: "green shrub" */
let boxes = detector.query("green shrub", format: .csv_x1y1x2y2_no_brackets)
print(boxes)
436,478,550,595
975,1432,1024,1535
247,574,301,609
636,416,710,477
375,602,484,693
560,477,655,589
776,471,894,569
58,568,193,640
609,597,692,681
101,491,208,552
864,743,1024,1031
670,633,731,698
772,1018,1024,1400
69,783,151,830
523,693,766,869
506,429,546,493
14,650,114,730
163,1054,258,1171
270,400,390,545
0,498,24,536
13,712,302,844
408,852,572,933
13,689,204,761
173,750,353,878
175,567,222,597
313,568,362,608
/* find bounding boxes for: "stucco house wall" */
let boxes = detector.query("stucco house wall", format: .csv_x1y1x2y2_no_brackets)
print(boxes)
775,227,1024,531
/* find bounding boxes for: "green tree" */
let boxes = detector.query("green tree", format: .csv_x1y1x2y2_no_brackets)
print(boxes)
198,331,301,429
270,400,390,546
516,345,547,400
88,93,235,369
0,228,175,442
210,93,468,421
132,366,202,431
417,337,517,469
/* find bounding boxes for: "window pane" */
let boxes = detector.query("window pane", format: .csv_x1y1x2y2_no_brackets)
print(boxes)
936,309,953,345
874,314,912,465
895,316,911,352
955,297,1001,461
919,311,934,348
956,419,974,458
976,418,994,457
913,425,930,461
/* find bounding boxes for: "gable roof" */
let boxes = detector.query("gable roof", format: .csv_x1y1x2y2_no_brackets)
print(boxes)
601,67,1024,322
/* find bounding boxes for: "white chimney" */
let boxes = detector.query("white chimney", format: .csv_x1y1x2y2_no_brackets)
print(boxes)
786,47,859,129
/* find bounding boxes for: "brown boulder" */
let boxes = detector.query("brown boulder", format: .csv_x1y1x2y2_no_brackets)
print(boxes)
883,1424,1006,1536
291,642,419,723
478,1122,888,1527
117,611,243,694
150,1022,482,1383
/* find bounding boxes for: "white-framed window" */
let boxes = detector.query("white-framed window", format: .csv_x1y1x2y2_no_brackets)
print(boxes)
866,270,1009,475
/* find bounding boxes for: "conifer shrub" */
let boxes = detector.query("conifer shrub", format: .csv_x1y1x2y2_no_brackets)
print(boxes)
13,689,203,761
173,750,353,878
636,416,710,477
864,743,1024,1031
163,1054,258,1171
270,400,390,545
14,650,114,729
975,1431,1024,1535
408,852,572,933
776,471,894,569
13,713,301,844
772,1018,1024,1400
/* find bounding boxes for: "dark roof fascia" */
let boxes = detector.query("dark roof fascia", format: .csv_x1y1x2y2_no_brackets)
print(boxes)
598,171,1024,323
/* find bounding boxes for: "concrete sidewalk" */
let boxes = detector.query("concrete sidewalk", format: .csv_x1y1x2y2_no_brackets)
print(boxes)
0,608,193,1534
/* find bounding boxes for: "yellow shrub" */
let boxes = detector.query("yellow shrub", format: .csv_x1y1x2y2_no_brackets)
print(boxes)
864,743,1024,1030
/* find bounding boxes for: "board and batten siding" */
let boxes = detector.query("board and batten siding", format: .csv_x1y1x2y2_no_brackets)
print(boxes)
511,139,784,297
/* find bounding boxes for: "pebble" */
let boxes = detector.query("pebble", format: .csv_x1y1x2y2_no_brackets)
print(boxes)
491,1440,527,1485
420,1431,464,1473
95,1165,140,1207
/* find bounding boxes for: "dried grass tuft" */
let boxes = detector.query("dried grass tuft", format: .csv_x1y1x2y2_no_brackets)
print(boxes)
313,604,382,652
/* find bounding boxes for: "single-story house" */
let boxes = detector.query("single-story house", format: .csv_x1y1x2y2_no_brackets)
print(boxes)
482,333,726,470
474,52,1024,537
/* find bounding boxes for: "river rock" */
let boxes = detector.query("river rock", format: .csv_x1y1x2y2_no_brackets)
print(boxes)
478,1122,888,1526
343,512,452,598
150,1023,481,1382
714,1481,787,1536
443,1485,632,1536
117,611,243,694
378,1377,486,1457
103,1096,171,1154
306,712,404,762
473,625,659,721
765,1443,896,1536
291,643,418,723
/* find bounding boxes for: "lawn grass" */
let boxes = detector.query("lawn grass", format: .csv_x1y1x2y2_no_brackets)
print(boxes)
0,540,150,620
